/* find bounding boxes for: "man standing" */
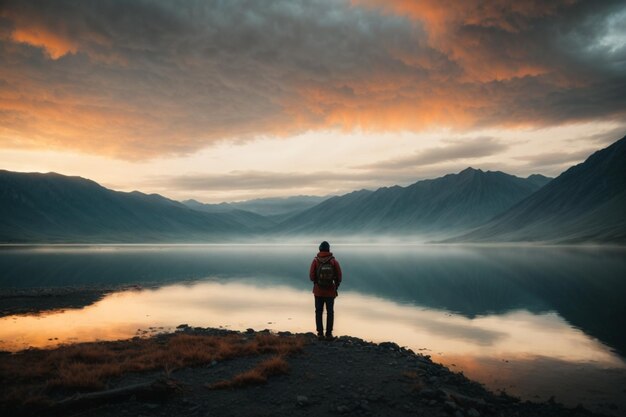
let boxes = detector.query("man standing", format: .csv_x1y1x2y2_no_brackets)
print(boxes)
309,241,342,341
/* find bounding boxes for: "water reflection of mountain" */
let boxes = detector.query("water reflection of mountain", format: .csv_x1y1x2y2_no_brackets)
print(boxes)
1,245,625,356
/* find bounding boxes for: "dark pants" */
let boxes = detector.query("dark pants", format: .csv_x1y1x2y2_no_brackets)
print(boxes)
315,296,335,335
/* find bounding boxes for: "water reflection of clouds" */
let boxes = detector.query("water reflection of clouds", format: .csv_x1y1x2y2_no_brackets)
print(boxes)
440,353,626,413
1,281,623,371
336,294,506,346
2,245,624,414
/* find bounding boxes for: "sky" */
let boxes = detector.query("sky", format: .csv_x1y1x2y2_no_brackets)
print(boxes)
1,0,625,203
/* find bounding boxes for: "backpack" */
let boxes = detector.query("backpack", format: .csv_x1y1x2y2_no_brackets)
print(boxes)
315,256,336,288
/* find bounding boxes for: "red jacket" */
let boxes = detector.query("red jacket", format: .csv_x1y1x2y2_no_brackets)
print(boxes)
309,251,342,297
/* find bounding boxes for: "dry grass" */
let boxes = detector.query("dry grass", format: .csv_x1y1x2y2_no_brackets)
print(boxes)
0,332,305,406
208,355,290,390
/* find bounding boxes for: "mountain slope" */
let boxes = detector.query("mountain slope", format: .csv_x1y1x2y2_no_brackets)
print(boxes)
275,169,550,237
183,199,234,213
183,195,329,218
182,199,277,230
448,136,626,243
0,171,253,243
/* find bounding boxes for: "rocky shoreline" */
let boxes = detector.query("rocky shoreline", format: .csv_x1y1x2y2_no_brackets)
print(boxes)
1,326,609,417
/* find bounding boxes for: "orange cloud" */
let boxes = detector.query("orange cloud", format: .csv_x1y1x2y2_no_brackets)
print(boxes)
1,5,80,60
0,0,623,160
290,82,479,132
11,27,78,59
352,0,572,82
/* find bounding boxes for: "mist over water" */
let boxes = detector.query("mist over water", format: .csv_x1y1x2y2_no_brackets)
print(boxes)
2,244,625,348
1,244,625,413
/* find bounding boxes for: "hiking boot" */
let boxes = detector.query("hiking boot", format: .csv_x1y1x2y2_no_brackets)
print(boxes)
317,332,325,341
325,333,335,341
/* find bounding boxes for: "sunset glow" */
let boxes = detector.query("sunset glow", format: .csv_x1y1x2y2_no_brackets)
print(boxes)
1,0,625,201
2,281,622,368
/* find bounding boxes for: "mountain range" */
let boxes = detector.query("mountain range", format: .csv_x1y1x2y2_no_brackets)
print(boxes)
183,195,329,218
0,171,256,243
446,135,626,244
1,135,625,244
275,168,550,237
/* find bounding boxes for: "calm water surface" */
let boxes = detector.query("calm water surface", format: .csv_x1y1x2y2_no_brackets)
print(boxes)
1,244,625,414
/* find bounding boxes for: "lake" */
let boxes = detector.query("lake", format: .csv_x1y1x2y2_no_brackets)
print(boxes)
1,244,625,415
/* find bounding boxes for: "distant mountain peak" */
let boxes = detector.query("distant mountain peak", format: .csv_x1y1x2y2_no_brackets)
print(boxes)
0,169,104,189
183,198,203,205
183,194,330,217
276,166,548,235
458,167,484,176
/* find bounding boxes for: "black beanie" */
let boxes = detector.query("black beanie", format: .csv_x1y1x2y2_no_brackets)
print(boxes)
319,241,330,252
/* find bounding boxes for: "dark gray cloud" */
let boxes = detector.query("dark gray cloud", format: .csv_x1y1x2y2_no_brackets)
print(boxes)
357,137,508,170
0,0,439,157
142,159,536,199
0,0,625,158
569,125,626,145
144,170,407,193
515,149,597,168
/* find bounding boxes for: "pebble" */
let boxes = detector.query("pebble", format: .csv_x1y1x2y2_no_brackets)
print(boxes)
337,405,350,413
419,388,438,399
467,408,480,417
296,395,308,405
454,411,464,417
368,394,381,402
444,400,458,412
